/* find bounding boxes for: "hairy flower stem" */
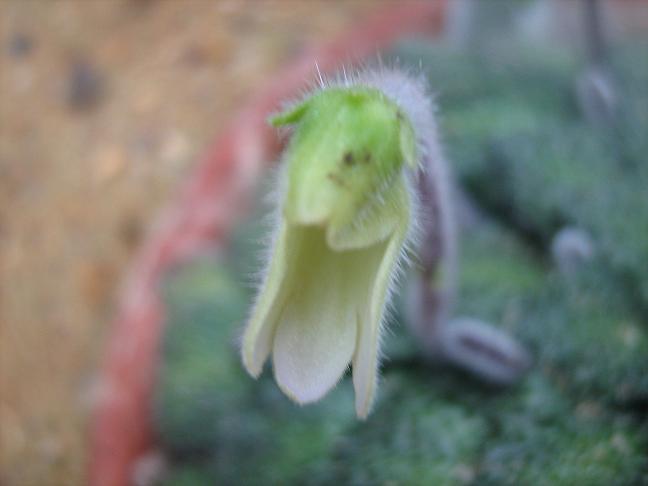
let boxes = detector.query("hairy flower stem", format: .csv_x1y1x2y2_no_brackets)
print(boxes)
408,153,455,351
411,153,531,385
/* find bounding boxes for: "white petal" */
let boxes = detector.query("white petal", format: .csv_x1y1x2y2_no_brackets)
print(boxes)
273,226,388,404
242,221,298,377
352,181,410,418
352,228,407,418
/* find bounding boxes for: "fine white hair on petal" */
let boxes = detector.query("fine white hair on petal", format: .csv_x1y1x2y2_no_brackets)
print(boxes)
236,162,288,354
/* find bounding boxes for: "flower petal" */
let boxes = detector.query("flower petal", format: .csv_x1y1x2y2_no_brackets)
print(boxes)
272,226,388,404
242,221,297,377
352,181,410,418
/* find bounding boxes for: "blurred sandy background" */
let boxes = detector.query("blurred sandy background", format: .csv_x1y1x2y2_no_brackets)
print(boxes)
0,1,376,484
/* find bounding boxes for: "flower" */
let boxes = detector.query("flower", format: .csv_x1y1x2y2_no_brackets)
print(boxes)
241,79,420,418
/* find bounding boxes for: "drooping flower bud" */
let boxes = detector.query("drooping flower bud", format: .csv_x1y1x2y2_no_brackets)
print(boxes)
241,71,425,418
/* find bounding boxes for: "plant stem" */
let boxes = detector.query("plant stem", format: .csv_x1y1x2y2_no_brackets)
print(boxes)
412,151,531,385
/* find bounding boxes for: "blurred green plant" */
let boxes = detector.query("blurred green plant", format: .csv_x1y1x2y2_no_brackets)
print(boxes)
153,40,648,485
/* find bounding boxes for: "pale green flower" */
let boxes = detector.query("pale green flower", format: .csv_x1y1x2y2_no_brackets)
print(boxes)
241,79,419,418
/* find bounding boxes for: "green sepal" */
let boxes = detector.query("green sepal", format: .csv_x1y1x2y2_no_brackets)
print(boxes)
269,99,311,127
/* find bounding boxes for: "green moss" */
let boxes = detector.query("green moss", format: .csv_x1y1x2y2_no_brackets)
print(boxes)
522,269,648,402
458,221,648,403
206,381,357,485
303,373,490,486
477,376,647,486
458,221,545,321
153,261,251,453
477,124,648,308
